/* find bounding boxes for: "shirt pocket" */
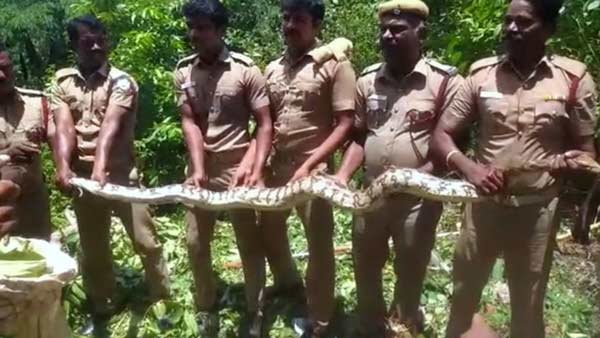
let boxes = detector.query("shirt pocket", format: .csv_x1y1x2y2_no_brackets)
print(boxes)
92,90,109,125
366,95,389,131
216,86,243,123
533,98,568,131
267,79,286,108
300,81,322,111
17,114,44,144
479,95,511,133
406,100,436,132
64,95,83,121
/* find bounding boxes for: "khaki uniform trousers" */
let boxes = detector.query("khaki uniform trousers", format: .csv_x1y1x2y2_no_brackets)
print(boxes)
260,156,335,323
73,166,169,316
1,164,51,240
446,196,561,338
185,149,265,312
353,194,442,335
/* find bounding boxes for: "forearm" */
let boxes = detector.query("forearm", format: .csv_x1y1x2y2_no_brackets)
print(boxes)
53,125,75,172
239,139,256,171
92,118,120,173
252,122,272,175
336,141,364,182
417,159,435,174
432,128,476,176
574,136,597,159
182,118,206,173
302,114,353,170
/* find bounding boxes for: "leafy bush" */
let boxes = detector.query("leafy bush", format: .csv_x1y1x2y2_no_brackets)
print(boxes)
2,0,599,336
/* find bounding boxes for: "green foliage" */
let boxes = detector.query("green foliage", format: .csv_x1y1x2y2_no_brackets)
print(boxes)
56,207,599,337
0,0,69,86
4,0,596,186
2,0,599,336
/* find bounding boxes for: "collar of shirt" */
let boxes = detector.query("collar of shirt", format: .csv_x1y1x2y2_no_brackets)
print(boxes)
193,46,232,68
64,62,110,84
500,55,552,83
282,40,322,67
376,58,428,87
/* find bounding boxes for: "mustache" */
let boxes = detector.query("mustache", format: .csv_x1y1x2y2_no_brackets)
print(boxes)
504,32,523,40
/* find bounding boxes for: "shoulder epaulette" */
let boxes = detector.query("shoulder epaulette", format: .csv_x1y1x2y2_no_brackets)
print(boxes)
176,54,198,69
108,67,136,91
108,67,132,81
426,59,459,76
469,56,503,74
229,51,255,67
15,87,44,97
266,58,283,72
549,55,587,78
55,68,79,81
361,63,383,76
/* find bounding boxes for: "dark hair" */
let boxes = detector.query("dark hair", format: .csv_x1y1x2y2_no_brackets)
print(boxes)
67,15,106,44
522,0,563,25
182,0,229,28
280,0,325,23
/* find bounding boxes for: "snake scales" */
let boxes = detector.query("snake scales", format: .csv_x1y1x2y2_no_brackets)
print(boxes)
69,153,600,212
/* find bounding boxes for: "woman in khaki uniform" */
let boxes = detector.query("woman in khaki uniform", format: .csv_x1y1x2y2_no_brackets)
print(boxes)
431,0,597,337
0,45,52,240
334,1,463,336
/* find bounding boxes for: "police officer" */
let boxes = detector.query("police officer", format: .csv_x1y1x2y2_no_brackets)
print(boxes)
174,0,272,336
52,15,170,335
0,43,52,240
431,0,597,337
260,0,356,336
334,1,463,336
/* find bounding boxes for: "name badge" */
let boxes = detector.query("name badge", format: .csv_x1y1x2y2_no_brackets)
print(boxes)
367,94,387,110
480,91,503,99
181,81,196,90
543,95,567,102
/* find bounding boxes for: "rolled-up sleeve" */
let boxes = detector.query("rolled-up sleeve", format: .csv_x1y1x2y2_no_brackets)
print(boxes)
244,65,270,111
569,71,597,137
439,75,477,132
331,60,356,112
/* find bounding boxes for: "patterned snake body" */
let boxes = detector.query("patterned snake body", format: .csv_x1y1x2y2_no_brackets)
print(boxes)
69,153,600,212
71,168,479,212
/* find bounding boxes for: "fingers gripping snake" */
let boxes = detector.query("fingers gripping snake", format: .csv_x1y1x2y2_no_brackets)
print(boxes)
69,153,600,212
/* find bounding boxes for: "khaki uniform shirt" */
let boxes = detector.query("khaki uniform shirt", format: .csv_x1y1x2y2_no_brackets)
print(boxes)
51,64,138,174
265,44,356,157
174,47,269,154
0,87,48,182
441,55,598,194
356,59,463,182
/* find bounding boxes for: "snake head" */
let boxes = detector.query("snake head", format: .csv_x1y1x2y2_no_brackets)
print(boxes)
311,38,353,64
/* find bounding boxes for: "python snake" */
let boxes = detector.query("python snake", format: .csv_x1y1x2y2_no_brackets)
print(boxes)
69,153,600,212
